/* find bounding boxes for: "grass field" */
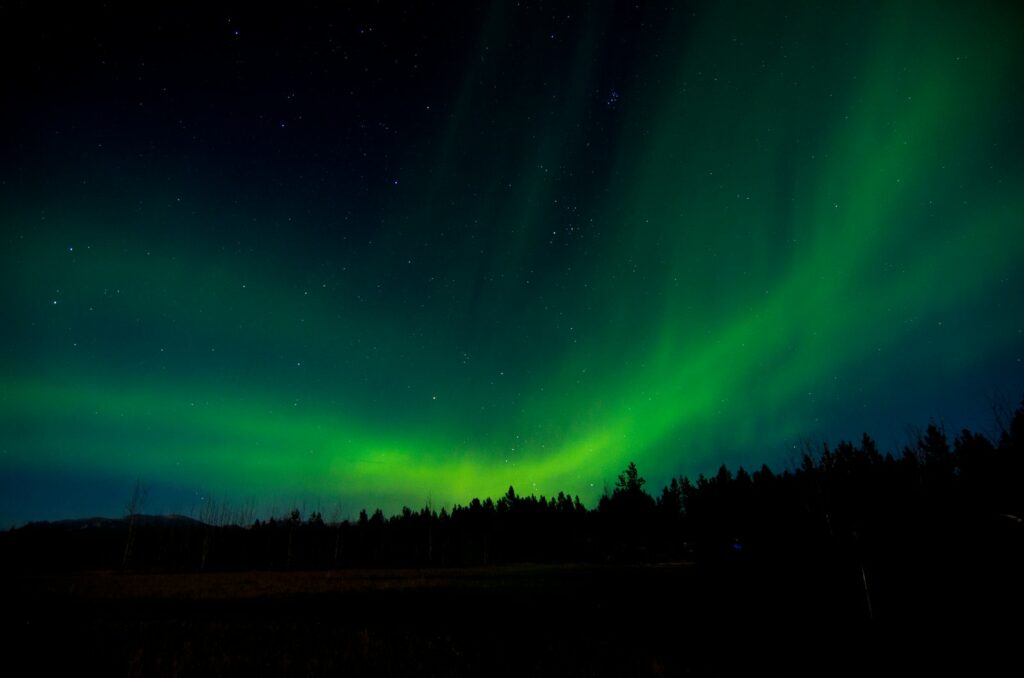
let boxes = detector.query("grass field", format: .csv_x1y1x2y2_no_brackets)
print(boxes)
2,561,1009,676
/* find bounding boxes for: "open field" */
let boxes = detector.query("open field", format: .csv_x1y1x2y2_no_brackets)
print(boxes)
0,562,812,676
8,564,702,677
8,562,694,599
6,560,1010,676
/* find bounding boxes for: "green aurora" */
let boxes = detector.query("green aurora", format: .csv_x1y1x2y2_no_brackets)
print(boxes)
1,2,1022,523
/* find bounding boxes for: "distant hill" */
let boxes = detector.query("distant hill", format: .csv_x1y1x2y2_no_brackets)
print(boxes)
20,514,206,531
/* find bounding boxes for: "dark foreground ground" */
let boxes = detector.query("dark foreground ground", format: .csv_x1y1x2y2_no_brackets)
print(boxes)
4,559,1018,677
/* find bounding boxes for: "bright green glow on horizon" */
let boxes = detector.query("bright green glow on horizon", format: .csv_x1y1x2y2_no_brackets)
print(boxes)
2,2,1023,520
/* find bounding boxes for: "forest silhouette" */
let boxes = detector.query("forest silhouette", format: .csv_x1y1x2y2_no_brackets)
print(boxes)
3,398,1023,674
5,399,1023,582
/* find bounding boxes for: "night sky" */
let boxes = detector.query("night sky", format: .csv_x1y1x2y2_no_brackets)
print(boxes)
2,2,1022,526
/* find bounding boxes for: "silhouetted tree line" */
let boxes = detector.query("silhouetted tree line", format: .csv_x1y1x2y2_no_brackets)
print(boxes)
3,400,1023,589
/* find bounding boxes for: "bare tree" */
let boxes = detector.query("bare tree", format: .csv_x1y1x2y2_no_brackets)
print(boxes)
989,390,1014,440
198,492,228,571
329,501,345,566
122,478,148,570
236,498,256,528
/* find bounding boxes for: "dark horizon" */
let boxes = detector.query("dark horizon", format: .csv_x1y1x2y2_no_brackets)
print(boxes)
8,395,1023,534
